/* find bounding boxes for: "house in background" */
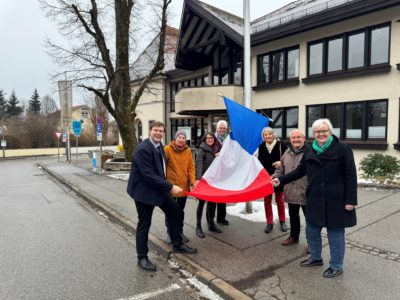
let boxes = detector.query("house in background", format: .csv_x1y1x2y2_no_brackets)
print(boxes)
131,0,400,167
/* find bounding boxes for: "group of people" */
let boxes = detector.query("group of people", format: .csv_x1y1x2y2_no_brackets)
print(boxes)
127,117,357,279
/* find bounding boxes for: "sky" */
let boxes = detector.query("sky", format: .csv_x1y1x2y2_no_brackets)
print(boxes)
0,0,293,106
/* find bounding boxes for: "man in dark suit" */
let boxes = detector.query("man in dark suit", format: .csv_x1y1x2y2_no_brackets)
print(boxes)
127,121,197,272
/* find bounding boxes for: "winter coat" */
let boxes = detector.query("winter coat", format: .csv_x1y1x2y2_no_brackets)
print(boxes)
278,135,357,228
195,142,215,179
274,145,308,205
164,141,195,197
258,140,287,192
127,139,172,206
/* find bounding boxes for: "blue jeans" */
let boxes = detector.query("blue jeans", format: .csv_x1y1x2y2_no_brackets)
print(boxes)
306,222,345,271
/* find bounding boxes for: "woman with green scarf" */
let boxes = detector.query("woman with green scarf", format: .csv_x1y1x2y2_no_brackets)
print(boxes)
272,118,357,279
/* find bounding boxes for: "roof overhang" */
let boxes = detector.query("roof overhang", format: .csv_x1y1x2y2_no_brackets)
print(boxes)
176,0,243,70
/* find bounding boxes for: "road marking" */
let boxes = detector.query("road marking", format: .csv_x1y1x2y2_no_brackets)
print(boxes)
118,284,181,300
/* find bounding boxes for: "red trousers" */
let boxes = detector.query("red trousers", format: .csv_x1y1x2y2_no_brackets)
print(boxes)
264,191,285,224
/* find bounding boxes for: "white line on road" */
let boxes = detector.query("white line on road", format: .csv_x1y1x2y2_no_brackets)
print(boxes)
117,284,181,300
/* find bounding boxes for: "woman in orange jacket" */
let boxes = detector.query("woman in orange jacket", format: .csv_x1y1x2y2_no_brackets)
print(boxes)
164,130,195,243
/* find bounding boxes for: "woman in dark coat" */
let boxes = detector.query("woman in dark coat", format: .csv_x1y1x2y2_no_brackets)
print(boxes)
258,127,288,233
272,118,357,278
195,132,221,237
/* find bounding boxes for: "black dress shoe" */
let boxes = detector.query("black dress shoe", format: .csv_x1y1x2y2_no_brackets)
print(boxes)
279,221,288,232
208,224,222,233
173,244,198,254
323,267,343,278
181,233,189,243
217,219,229,225
196,226,205,238
300,257,323,267
264,224,273,233
137,258,157,272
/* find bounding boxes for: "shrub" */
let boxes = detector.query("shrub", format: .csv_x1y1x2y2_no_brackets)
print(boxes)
359,153,400,181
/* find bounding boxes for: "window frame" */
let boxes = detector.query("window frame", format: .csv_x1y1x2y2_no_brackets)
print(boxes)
305,99,388,143
257,45,300,87
258,106,299,140
305,22,391,80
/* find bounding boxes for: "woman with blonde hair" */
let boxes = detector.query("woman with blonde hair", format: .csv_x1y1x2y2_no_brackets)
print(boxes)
258,127,288,233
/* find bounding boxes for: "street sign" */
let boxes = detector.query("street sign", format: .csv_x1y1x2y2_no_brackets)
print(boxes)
55,132,62,139
1,140,6,147
97,132,103,142
96,124,103,133
62,133,67,143
72,120,82,137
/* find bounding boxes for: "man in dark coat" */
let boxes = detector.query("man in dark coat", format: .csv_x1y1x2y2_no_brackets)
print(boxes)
272,118,357,278
127,121,197,272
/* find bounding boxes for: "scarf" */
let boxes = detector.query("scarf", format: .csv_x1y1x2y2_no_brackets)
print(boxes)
266,139,277,154
170,140,187,152
312,135,333,154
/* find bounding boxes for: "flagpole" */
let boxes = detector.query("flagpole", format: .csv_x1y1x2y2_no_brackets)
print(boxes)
243,0,253,213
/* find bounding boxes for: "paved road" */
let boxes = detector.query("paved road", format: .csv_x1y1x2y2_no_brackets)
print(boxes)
0,158,221,300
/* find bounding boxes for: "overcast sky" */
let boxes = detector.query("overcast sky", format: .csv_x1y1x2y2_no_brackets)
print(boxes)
0,0,292,106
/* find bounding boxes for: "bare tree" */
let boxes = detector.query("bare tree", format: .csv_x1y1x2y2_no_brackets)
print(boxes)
41,94,58,116
40,0,171,160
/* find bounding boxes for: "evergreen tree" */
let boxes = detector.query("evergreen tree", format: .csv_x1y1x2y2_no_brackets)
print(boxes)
5,90,23,117
28,89,41,114
0,90,6,119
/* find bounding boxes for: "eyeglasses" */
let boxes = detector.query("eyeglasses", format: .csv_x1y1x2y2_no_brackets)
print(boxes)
314,130,330,135
206,137,214,140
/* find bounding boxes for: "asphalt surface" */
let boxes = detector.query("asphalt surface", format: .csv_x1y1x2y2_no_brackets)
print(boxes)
36,156,400,300
0,158,221,300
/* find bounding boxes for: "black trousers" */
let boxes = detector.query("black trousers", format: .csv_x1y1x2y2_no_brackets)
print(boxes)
288,203,306,240
165,196,187,235
216,203,227,222
134,196,183,259
196,199,216,226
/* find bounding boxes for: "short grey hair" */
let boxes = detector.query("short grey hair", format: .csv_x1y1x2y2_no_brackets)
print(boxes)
289,129,305,138
216,120,228,129
312,118,333,133
261,127,275,141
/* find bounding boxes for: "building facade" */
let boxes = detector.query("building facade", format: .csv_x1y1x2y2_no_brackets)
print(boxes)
133,0,400,166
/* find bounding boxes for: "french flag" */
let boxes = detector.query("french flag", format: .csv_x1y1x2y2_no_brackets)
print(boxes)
187,97,274,203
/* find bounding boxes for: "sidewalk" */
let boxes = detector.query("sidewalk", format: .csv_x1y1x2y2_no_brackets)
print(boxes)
39,157,400,300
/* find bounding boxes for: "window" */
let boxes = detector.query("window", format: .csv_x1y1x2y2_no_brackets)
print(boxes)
327,37,343,72
306,100,387,141
287,48,299,79
307,23,390,78
347,32,365,69
272,51,284,82
259,107,299,139
309,42,323,75
370,25,390,65
367,101,387,138
257,46,299,85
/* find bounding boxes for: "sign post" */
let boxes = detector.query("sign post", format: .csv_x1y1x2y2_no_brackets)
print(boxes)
96,117,103,174
1,139,6,158
55,132,62,162
72,120,82,161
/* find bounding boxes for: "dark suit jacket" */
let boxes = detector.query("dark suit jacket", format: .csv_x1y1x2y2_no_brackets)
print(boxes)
127,139,173,206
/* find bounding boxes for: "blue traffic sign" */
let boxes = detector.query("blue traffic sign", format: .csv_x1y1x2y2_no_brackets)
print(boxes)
96,124,103,133
72,120,82,136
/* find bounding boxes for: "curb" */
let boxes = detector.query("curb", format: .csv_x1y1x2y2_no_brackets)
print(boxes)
39,164,252,300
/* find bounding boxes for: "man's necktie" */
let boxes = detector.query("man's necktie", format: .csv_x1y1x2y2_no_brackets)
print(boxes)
157,146,165,176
